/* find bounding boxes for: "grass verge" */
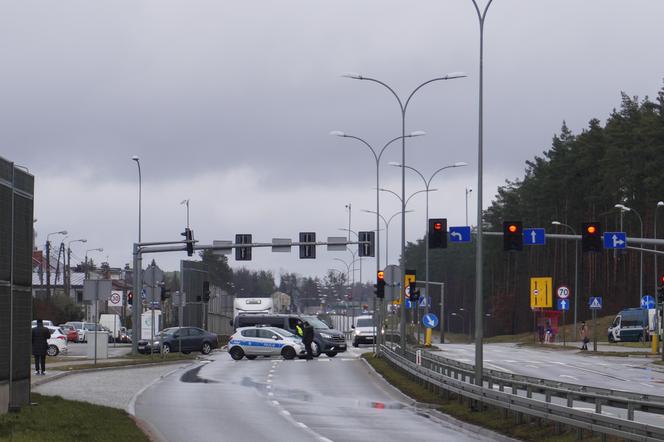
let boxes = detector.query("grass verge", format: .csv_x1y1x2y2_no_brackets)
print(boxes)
0,394,148,442
362,353,612,442
53,353,197,371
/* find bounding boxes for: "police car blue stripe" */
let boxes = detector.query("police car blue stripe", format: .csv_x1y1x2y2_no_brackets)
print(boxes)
229,339,286,349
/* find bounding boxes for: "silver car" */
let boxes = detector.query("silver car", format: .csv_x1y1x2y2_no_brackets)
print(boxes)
228,326,305,360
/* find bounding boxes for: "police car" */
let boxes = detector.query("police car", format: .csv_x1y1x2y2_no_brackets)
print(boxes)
228,326,305,360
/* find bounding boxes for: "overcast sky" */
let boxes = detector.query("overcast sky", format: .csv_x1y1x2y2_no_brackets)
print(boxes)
3,0,663,284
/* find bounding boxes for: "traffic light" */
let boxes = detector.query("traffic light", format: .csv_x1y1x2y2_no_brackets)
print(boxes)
299,232,316,259
127,291,133,305
358,231,375,257
374,271,385,298
181,228,194,256
160,286,170,302
581,222,602,253
235,234,252,261
503,221,523,251
202,281,211,303
428,218,448,249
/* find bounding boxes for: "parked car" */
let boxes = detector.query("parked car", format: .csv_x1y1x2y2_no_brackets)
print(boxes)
137,327,218,355
32,325,68,356
351,315,376,347
608,308,650,342
64,321,86,342
58,324,79,342
228,326,305,360
31,320,54,327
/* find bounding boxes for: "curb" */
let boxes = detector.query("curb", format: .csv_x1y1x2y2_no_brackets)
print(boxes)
360,355,518,442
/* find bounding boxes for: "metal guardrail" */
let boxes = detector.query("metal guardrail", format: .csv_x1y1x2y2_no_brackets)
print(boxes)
380,345,664,441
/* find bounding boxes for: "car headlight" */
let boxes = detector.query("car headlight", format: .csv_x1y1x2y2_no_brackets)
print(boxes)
355,330,362,336
320,332,332,339
153,341,160,345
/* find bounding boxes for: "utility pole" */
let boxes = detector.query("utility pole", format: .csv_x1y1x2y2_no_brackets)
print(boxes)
46,240,51,298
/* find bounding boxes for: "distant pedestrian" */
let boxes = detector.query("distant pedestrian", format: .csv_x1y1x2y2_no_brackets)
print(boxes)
580,321,589,350
302,321,315,360
544,322,553,344
32,319,52,375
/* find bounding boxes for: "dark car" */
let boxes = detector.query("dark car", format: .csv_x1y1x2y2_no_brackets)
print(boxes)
233,314,346,357
138,327,218,355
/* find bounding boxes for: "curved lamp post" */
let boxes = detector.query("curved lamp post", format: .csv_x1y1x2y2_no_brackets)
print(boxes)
615,203,643,305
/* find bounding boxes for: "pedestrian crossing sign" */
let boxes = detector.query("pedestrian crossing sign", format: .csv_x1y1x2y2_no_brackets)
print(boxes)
589,297,602,309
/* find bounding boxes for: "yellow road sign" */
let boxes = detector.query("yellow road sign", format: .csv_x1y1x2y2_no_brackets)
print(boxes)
530,277,552,308
404,272,416,298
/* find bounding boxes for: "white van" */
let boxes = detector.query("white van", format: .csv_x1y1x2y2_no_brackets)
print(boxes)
99,314,123,342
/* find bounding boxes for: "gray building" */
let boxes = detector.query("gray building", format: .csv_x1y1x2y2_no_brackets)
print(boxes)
0,156,34,414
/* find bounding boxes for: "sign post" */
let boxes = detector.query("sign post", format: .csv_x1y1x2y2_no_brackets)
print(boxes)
557,286,570,347
589,297,603,352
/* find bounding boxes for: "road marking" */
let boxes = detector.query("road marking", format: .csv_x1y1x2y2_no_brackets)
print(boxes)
271,400,280,406
266,385,272,389
296,422,308,428
503,360,519,363
318,437,334,442
267,379,272,383
281,410,291,416
317,359,330,362
552,361,630,382
268,374,273,378
559,375,579,381
640,383,656,388
268,392,274,396
525,365,539,369
486,363,514,374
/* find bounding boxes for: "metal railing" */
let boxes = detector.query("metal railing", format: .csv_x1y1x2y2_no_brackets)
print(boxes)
380,345,664,441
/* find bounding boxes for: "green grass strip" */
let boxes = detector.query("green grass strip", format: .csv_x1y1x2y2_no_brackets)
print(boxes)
0,394,148,442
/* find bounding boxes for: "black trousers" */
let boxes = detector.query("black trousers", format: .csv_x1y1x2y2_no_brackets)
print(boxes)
304,341,313,359
35,355,46,373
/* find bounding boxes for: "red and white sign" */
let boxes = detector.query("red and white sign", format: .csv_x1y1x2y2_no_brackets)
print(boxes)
557,286,570,299
108,290,123,307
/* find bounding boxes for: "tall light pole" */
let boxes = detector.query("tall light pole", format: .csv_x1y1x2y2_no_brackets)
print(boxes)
66,239,87,297
131,155,142,353
471,0,495,387
181,199,190,229
45,230,67,298
654,201,664,293
362,209,414,267
615,203,644,304
389,161,468,316
552,221,578,337
342,71,466,352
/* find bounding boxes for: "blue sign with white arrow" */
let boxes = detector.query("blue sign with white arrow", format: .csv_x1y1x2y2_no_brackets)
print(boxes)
603,232,626,249
523,228,546,245
422,313,439,329
641,295,656,309
449,226,471,243
589,297,603,309
557,298,570,311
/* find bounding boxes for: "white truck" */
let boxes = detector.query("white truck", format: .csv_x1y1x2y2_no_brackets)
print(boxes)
99,314,123,342
233,297,274,324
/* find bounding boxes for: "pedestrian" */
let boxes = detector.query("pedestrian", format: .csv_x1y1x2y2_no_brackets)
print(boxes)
302,321,314,360
579,321,589,350
32,319,52,375
295,320,304,338
544,322,553,344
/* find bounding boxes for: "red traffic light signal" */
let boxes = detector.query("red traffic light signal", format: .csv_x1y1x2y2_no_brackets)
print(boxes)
581,222,602,252
433,222,443,231
127,291,134,305
503,221,523,251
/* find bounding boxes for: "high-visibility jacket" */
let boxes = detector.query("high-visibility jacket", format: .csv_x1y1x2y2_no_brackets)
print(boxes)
296,325,303,336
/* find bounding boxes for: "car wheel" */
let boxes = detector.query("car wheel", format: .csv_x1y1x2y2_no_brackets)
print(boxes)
162,343,171,355
201,342,212,355
312,342,321,357
325,351,337,357
47,345,59,357
229,346,244,360
608,334,615,343
246,355,257,360
281,346,296,360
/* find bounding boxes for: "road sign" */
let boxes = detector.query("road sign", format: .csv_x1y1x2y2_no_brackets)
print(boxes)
108,291,122,307
523,228,546,245
83,279,113,302
448,226,471,243
141,288,147,300
530,277,552,308
557,298,570,311
422,313,439,329
418,295,429,308
405,299,415,309
557,286,570,299
641,295,656,309
589,297,603,309
603,232,626,249
404,271,416,299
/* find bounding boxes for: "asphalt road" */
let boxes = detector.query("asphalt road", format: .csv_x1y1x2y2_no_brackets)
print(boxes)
135,348,498,442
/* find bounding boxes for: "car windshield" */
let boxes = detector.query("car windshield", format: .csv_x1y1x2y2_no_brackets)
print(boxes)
303,318,330,330
356,318,374,327
272,328,297,338
160,328,179,336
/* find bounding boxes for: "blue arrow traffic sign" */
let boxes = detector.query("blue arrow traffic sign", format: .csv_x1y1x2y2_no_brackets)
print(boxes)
603,232,626,249
641,295,656,309
523,228,546,245
422,313,439,329
405,299,414,309
557,299,569,311
589,297,603,309
449,226,471,243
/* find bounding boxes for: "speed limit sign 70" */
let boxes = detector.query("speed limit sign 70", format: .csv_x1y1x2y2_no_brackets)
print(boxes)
557,286,570,299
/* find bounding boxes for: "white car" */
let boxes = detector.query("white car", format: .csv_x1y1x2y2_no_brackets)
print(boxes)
32,325,68,356
351,315,376,347
228,326,305,360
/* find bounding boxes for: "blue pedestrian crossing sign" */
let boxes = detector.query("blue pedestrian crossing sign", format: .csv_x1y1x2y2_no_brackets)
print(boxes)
418,296,429,308
523,228,546,245
557,299,570,311
589,297,603,309
603,232,626,249
641,295,656,309
449,226,471,243
422,313,439,329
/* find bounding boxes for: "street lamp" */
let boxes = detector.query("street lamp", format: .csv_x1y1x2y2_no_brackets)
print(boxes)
615,203,644,304
390,161,467,316
654,201,664,294
66,239,87,297
131,155,142,354
552,221,579,337
362,209,414,267
45,230,67,298
465,186,473,226
181,199,190,229
342,71,466,353
379,187,437,209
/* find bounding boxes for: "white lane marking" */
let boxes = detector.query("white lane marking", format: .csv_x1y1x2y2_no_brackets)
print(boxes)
317,359,330,362
296,422,308,428
641,383,656,388
281,410,291,416
267,379,272,383
126,364,190,416
271,400,280,406
552,361,630,382
268,374,273,378
269,369,275,373
560,375,579,381
486,363,515,374
525,365,539,369
266,385,272,389
318,438,334,442
268,392,274,396
503,360,519,363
